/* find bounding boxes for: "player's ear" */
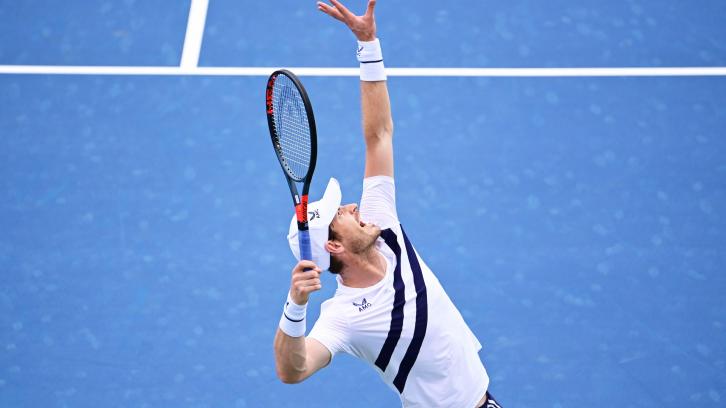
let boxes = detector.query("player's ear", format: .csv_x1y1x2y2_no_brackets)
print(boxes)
326,240,344,255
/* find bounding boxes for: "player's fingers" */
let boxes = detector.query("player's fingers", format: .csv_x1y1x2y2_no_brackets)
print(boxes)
297,277,321,288
299,267,321,277
294,260,319,273
299,283,322,294
329,0,356,20
317,1,345,21
293,269,320,282
316,2,331,14
293,278,321,296
364,0,376,18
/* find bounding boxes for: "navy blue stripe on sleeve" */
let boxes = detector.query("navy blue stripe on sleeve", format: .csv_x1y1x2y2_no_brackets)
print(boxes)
374,228,405,372
392,226,428,393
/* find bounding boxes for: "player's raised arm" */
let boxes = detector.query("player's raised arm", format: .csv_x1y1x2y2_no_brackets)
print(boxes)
318,0,394,178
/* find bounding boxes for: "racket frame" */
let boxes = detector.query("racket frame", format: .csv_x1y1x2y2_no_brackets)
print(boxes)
265,69,318,261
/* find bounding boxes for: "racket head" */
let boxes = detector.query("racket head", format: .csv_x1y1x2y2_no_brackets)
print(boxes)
265,69,318,191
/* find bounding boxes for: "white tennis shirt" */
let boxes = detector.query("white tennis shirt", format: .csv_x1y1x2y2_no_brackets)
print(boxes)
309,176,489,407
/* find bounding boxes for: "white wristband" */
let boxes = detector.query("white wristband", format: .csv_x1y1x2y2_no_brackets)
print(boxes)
357,39,386,81
278,292,307,337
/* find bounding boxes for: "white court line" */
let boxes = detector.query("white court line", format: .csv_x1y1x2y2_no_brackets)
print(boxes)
180,0,209,68
1,65,726,77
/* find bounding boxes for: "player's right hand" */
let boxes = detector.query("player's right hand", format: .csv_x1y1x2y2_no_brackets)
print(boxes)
289,260,322,305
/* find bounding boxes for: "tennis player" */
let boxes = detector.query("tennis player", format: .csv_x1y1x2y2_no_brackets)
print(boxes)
273,1,500,407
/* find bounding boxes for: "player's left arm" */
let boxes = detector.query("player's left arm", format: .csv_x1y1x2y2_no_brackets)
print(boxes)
361,79,393,178
318,0,394,178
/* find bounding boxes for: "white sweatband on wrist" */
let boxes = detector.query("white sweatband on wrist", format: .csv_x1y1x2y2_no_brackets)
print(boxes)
357,38,386,82
279,292,307,337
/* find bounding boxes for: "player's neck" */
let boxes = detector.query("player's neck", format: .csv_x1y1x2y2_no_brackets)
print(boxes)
339,248,386,288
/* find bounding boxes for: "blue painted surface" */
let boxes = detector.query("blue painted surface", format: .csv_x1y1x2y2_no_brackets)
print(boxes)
1,1,726,407
201,0,726,67
0,1,190,65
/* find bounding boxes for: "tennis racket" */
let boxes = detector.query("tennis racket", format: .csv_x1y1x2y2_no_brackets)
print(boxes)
265,69,318,262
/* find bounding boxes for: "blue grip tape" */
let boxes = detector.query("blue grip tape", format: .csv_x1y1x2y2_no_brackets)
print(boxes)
299,229,312,261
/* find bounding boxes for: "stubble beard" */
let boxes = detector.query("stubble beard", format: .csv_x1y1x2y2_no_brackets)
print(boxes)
351,224,382,254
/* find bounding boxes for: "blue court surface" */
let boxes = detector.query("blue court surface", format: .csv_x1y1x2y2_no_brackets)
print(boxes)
1,1,725,407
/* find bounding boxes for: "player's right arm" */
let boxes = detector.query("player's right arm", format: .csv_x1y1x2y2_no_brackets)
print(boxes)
273,261,331,383
273,330,331,383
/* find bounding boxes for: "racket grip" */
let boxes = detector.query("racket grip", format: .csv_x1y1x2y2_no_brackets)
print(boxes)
298,229,312,262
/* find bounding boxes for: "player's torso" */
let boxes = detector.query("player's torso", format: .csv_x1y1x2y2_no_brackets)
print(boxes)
333,229,484,405
347,180,488,405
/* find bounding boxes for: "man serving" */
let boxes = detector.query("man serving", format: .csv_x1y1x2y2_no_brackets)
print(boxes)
273,1,501,406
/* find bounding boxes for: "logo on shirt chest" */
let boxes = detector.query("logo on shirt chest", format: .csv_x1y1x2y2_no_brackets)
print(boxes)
352,298,372,312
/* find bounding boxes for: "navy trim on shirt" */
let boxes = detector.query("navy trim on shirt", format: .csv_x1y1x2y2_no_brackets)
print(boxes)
393,226,428,392
375,228,405,372
375,226,429,393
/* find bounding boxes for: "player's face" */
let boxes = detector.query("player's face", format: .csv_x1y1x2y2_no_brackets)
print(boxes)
330,203,381,253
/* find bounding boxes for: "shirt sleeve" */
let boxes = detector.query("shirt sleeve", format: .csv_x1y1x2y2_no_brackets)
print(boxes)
307,299,351,358
359,176,398,230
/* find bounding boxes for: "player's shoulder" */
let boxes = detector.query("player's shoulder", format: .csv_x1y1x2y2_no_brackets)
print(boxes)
315,295,352,328
319,290,353,314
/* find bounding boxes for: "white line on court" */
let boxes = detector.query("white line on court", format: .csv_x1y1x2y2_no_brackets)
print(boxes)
1,65,726,77
180,0,209,68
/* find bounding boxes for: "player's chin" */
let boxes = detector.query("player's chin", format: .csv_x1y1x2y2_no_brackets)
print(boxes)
363,226,381,250
368,224,382,238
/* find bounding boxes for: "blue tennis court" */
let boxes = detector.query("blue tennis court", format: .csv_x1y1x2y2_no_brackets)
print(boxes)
1,1,725,407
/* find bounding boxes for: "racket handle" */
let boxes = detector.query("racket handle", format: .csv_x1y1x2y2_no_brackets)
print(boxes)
298,229,312,261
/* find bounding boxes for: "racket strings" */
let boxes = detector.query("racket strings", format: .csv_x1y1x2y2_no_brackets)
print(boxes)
271,75,312,181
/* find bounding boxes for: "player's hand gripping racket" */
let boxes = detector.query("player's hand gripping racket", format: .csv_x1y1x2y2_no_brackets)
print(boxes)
265,69,318,262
